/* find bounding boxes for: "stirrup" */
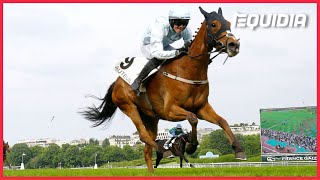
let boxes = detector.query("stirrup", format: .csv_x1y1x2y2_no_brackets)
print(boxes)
131,81,141,91
163,144,169,150
135,90,142,96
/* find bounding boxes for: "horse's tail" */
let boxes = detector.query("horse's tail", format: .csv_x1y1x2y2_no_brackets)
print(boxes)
80,82,117,127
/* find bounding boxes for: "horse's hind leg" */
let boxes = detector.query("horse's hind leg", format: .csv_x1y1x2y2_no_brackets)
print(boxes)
112,81,159,151
197,103,247,160
121,106,158,149
142,117,159,172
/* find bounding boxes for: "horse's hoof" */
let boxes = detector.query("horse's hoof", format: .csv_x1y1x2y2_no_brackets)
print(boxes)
153,165,157,168
190,164,195,168
235,152,247,160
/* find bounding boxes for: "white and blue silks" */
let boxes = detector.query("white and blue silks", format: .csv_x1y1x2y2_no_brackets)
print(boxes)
141,16,192,60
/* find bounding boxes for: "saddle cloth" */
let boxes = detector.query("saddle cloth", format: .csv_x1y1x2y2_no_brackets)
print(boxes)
114,57,159,92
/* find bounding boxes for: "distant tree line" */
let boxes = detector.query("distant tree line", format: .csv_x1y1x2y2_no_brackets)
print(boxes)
187,130,261,158
5,138,144,169
4,131,261,168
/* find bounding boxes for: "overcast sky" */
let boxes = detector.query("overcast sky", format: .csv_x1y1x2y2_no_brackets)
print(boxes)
3,3,316,145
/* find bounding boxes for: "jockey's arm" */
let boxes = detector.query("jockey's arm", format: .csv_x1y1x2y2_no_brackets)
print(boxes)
178,131,185,137
168,128,175,136
168,133,175,138
149,25,177,60
150,43,177,60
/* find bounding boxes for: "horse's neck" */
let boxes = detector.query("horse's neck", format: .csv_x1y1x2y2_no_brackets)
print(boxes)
161,21,209,80
176,20,210,79
189,20,210,62
177,137,186,144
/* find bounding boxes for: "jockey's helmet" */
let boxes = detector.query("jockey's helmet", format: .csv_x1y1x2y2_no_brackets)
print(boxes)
176,124,182,129
169,8,191,20
169,8,190,28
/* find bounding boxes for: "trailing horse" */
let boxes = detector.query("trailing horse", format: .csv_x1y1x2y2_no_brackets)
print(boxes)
155,132,195,168
81,7,246,173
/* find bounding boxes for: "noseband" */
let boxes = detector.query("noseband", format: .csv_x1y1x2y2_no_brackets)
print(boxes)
187,13,236,63
208,31,235,52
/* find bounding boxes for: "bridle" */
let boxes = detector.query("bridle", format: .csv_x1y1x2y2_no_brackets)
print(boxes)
187,14,237,64
159,9,239,86
180,134,190,144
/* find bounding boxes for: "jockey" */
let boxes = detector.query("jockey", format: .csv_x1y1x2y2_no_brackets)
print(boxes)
131,7,193,94
164,124,185,150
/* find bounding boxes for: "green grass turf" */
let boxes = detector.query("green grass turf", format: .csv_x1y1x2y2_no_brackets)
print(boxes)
261,107,316,137
4,166,316,176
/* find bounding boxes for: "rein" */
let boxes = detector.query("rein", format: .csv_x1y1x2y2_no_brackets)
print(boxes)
187,32,233,64
181,136,187,143
161,27,233,85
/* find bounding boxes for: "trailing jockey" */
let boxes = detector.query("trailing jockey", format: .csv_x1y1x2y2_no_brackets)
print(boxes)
164,124,186,150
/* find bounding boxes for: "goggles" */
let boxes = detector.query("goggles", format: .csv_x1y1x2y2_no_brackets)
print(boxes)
173,19,189,26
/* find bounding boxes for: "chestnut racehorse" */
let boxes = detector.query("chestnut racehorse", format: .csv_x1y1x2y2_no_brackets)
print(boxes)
81,7,246,172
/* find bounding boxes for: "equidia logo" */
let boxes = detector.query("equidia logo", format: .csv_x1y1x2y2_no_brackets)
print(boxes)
233,12,307,30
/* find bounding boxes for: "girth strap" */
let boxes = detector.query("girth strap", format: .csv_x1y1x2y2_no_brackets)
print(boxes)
144,91,160,119
162,72,208,85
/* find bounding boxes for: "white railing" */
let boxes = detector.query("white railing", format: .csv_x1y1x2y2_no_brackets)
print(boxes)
126,161,316,169
3,166,21,170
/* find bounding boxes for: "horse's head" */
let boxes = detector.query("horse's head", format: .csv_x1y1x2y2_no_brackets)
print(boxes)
179,133,191,144
199,7,240,57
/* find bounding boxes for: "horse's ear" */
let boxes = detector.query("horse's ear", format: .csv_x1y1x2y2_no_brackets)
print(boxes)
199,6,209,18
218,7,223,16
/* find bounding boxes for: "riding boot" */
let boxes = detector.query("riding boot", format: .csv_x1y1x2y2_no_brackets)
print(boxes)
163,137,174,150
131,58,161,93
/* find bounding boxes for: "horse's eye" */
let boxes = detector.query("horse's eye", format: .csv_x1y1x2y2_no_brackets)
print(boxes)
211,23,216,27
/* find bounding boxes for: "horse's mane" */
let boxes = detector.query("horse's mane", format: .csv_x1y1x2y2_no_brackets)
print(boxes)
160,53,189,68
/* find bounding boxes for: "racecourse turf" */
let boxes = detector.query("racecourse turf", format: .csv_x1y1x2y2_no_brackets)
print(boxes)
3,166,316,176
260,107,316,137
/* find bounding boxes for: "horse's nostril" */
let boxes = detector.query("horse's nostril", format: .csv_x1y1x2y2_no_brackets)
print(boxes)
228,42,235,47
228,42,240,49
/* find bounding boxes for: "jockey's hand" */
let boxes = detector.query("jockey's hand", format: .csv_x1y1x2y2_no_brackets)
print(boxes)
184,41,191,48
175,47,188,56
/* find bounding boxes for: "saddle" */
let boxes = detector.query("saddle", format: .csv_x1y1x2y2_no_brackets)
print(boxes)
114,57,160,92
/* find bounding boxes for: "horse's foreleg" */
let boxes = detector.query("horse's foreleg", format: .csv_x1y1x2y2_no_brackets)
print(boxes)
178,153,194,168
165,105,199,153
164,104,195,121
165,105,198,135
197,103,247,160
154,152,163,168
